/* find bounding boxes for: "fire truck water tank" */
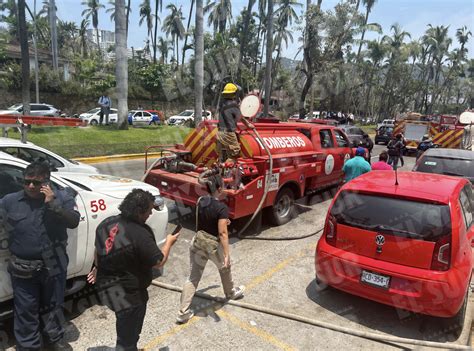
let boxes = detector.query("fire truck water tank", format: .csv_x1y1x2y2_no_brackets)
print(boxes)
239,130,314,157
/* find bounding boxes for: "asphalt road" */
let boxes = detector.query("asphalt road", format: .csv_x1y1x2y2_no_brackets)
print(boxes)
1,145,465,350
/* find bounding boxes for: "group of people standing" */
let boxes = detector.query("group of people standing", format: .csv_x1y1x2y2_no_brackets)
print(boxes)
1,161,244,351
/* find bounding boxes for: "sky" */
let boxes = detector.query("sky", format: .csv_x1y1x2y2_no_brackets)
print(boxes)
24,0,474,60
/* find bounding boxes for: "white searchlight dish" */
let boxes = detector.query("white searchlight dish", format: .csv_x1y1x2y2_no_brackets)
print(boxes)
459,111,474,124
240,95,261,118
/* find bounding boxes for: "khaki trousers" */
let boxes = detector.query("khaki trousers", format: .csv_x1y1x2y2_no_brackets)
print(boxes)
217,131,241,162
179,236,235,314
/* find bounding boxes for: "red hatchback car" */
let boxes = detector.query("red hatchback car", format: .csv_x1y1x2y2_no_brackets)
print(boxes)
316,171,473,323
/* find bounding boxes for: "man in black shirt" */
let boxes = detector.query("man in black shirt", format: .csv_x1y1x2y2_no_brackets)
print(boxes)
177,173,244,324
0,162,80,351
88,189,179,351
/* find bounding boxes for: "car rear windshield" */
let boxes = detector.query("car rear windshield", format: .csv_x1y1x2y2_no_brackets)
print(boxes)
330,191,451,241
416,156,474,179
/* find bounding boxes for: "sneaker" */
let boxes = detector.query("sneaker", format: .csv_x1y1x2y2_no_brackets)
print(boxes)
226,285,245,300
176,310,194,324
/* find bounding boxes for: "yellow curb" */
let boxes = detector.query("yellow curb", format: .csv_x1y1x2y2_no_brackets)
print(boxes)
73,152,163,164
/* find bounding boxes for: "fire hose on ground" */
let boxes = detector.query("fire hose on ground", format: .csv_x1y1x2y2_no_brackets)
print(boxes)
151,280,473,350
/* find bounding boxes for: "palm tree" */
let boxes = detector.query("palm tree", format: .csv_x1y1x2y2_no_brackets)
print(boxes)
274,0,302,27
456,26,472,59
237,0,256,83
204,0,233,35
106,0,131,35
78,18,90,57
181,0,195,66
195,0,204,125
364,39,386,115
253,0,266,75
139,0,155,56
272,0,300,77
115,0,128,129
157,37,171,64
18,0,31,115
162,4,185,68
262,0,273,116
356,0,377,59
81,0,105,55
153,0,164,63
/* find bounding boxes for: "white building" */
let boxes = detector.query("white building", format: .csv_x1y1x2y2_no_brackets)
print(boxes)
86,29,115,53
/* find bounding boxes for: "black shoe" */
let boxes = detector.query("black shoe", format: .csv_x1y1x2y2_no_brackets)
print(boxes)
44,339,73,351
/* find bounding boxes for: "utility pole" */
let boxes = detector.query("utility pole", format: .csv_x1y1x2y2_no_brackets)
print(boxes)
49,0,58,70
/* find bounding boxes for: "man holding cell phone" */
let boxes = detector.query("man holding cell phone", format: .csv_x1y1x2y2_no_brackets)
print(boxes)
0,161,80,350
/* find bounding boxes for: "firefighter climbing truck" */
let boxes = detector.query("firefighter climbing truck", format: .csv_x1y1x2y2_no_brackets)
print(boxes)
143,120,353,225
393,112,472,152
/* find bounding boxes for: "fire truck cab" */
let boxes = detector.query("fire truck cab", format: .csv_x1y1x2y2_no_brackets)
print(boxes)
144,120,353,225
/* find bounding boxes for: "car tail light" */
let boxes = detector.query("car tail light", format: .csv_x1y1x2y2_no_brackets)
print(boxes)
430,234,451,271
325,215,337,247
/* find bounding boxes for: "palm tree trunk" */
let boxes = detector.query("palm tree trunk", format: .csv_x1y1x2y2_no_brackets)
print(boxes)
237,0,256,84
115,0,128,130
153,0,159,63
194,0,204,125
176,36,180,68
253,16,262,76
18,0,31,115
96,27,101,56
126,0,130,36
181,0,195,66
262,0,273,116
356,9,370,59
49,0,58,70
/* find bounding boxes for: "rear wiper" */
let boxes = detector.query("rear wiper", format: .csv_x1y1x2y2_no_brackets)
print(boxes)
369,224,424,239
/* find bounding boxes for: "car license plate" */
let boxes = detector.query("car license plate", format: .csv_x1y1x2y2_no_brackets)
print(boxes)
360,270,390,289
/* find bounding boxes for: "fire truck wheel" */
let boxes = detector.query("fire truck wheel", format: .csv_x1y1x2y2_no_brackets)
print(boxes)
266,187,295,226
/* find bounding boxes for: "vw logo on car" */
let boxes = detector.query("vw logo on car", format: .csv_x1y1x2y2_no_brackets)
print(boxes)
375,234,385,246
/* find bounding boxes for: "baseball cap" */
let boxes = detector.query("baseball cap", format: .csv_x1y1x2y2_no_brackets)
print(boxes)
356,147,365,156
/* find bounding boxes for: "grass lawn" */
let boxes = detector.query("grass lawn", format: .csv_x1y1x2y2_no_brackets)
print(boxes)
359,124,377,135
8,125,191,158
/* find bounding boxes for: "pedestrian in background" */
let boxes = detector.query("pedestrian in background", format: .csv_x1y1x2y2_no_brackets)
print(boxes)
0,161,80,351
176,172,245,324
98,93,111,125
342,147,371,182
88,189,179,351
387,134,404,170
371,151,393,170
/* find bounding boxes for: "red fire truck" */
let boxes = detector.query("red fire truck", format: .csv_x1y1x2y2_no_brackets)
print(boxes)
143,119,353,226
393,112,472,152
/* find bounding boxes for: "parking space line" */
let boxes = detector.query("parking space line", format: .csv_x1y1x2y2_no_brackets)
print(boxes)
143,317,200,350
143,244,314,349
245,253,304,292
216,309,296,351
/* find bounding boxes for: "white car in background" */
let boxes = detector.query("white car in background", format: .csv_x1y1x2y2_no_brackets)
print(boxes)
0,103,61,117
0,153,168,316
0,137,99,174
167,110,213,126
79,107,118,125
